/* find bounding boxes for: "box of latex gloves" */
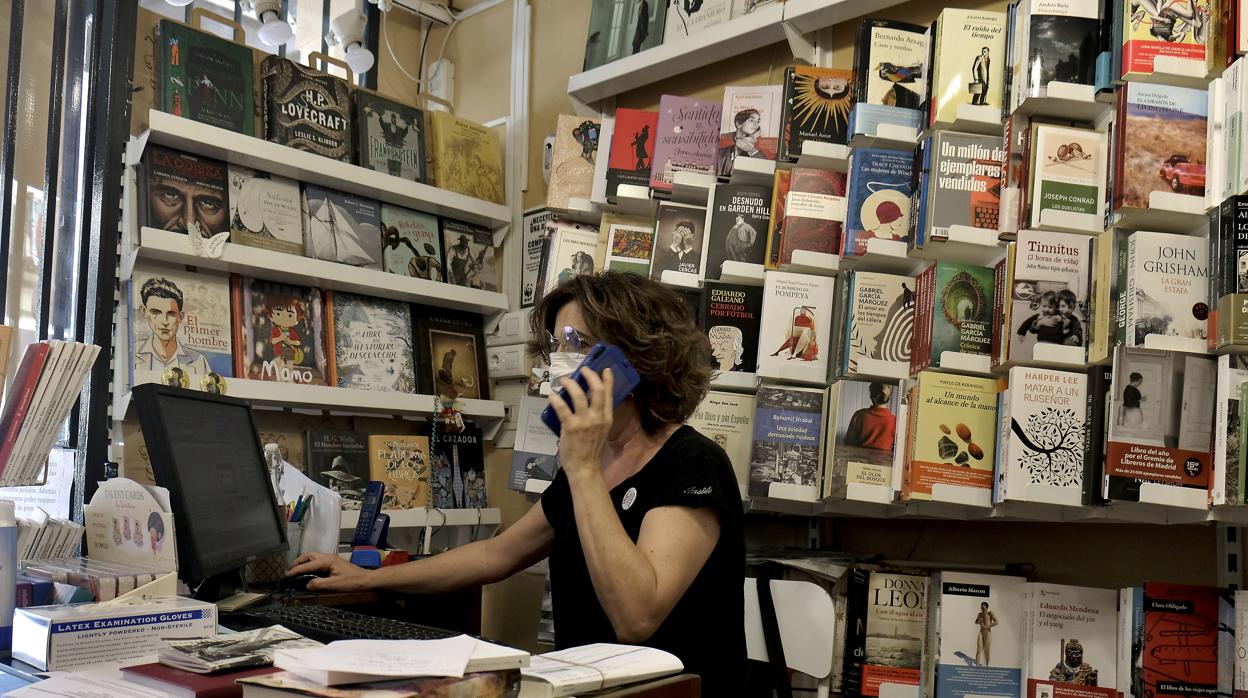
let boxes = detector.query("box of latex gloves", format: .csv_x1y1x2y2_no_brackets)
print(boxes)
13,596,216,670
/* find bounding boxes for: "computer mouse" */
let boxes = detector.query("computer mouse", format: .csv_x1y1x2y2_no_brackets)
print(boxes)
276,573,327,592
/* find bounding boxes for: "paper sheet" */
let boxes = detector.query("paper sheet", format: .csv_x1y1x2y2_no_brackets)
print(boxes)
0,449,75,519
277,635,478,684
3,668,168,697
277,461,341,555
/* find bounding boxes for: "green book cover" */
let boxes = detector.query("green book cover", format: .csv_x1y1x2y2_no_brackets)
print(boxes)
156,20,255,136
931,262,995,361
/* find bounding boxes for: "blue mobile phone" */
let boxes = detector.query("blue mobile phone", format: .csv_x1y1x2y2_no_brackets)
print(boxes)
541,343,641,436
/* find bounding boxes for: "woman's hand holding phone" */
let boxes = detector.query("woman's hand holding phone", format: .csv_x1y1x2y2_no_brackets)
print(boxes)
546,367,615,481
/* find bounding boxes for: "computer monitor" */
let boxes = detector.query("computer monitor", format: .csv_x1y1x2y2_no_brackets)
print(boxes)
131,384,287,596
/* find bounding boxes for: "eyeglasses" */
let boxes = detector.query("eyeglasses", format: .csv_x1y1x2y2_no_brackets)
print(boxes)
545,326,594,355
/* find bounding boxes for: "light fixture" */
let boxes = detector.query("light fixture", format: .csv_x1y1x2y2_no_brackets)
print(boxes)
329,0,375,74
165,0,195,7
243,0,294,46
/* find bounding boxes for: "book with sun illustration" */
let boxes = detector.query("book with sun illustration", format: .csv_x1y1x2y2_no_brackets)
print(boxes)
325,291,416,393
779,66,854,161
901,371,998,502
995,367,1088,506
910,262,995,374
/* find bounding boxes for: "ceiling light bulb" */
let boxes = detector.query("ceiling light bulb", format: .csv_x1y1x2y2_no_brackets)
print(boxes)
344,43,375,74
165,0,195,6
257,10,294,46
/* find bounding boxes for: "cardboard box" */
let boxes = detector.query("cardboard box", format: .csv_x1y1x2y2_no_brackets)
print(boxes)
13,596,215,671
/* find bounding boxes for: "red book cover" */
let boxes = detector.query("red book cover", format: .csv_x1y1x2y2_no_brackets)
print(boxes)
122,663,280,698
910,265,935,375
778,168,848,265
0,343,51,473
1141,581,1219,698
606,108,658,200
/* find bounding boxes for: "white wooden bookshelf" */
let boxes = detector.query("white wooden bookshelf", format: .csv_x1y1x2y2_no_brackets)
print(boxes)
781,0,909,35
130,110,511,239
130,228,509,316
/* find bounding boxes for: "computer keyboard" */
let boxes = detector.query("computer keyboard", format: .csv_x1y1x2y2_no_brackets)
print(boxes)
245,604,458,643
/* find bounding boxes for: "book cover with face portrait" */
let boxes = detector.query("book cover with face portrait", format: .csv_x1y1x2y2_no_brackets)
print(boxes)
717,85,782,176
129,261,233,391
232,276,328,385
700,281,762,375
650,202,708,282
139,145,230,239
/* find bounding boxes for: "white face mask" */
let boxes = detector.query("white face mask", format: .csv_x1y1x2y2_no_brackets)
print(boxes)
547,351,584,387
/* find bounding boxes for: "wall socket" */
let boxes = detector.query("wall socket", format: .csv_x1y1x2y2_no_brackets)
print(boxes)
487,344,527,380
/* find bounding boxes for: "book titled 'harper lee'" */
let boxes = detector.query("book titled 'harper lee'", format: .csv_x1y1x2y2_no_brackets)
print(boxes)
1140,582,1220,698
1029,124,1108,232
1022,583,1118,698
155,20,254,136
368,434,430,510
912,132,1004,249
380,204,442,281
843,271,914,378
927,572,1024,698
843,571,928,697
780,168,848,265
353,91,426,182
650,202,708,283
853,19,928,109
260,55,352,162
129,261,233,390
301,183,383,269
430,425,487,509
651,96,722,192
687,390,756,489
1120,0,1207,80
139,146,230,238
1113,82,1208,213
304,430,369,506
1105,346,1215,507
843,147,914,257
232,276,328,386
326,291,416,393
548,114,601,210
703,183,770,280
412,306,490,401
996,230,1092,366
747,384,828,498
824,379,902,499
911,262,995,374
996,367,1088,506
1124,230,1209,347
227,164,303,255
927,9,1007,128
903,372,997,502
605,108,658,201
779,66,854,161
701,282,762,375
717,85,782,176
757,272,835,380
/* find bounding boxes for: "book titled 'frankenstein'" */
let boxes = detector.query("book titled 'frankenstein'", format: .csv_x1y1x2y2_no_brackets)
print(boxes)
260,55,353,162
353,91,426,182
156,20,254,135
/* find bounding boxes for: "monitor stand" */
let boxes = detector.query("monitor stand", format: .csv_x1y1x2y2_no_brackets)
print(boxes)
192,567,251,603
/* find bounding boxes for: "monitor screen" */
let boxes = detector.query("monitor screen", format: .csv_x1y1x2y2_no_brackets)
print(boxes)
133,385,286,582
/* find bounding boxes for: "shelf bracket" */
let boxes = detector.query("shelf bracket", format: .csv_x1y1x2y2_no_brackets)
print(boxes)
783,22,816,66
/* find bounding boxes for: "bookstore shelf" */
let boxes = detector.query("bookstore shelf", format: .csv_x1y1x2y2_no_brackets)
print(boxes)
340,507,502,532
670,172,717,206
911,225,1006,267
848,123,919,151
928,104,1004,137
709,371,759,393
795,142,850,172
719,262,766,286
130,110,512,236
1131,55,1213,90
730,157,777,187
1013,81,1112,125
839,238,921,276
778,249,841,277
781,0,909,35
1115,191,1209,234
131,228,510,317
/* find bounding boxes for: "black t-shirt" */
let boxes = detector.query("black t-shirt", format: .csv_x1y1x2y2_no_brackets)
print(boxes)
1123,385,1141,408
541,426,745,693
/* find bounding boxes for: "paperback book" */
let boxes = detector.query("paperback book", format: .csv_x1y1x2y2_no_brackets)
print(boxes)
902,371,998,502
129,262,233,390
911,262,996,374
353,91,426,182
227,165,303,255
138,146,229,239
1008,1,1100,110
1139,582,1220,698
842,147,914,257
428,111,505,204
843,571,928,697
912,131,1004,248
927,572,1025,698
701,281,762,374
996,367,1088,506
1214,195,1248,350
605,108,658,200
926,9,1008,127
1120,0,1208,79
301,183,383,269
232,277,328,386
664,0,731,43
778,67,854,161
582,0,666,70
650,202,708,283
996,230,1092,365
757,271,835,380
304,431,369,508
521,208,554,307
703,183,771,279
600,212,655,277
442,220,499,292
824,379,901,498
717,85,783,176
651,96,722,192
765,168,792,269
1022,583,1118,698
548,114,601,210
260,55,352,162
325,291,416,393
1123,230,1209,348
412,307,490,400
380,204,443,281
1028,124,1108,232
779,168,848,265
1113,82,1208,212
747,384,828,497
368,434,430,510
430,425,487,509
155,20,254,135
687,390,756,489
1105,347,1216,506
853,19,929,109
1213,354,1248,506
544,222,601,294
842,271,914,378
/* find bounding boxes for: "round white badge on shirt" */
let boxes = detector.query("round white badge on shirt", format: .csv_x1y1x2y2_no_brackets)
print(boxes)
622,487,637,511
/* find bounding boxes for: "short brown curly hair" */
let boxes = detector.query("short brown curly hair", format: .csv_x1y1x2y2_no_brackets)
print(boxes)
529,272,712,434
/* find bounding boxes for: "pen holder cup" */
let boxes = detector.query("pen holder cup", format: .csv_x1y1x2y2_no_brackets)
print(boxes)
285,521,307,569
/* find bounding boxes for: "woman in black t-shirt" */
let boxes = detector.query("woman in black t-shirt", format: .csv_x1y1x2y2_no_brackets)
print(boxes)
289,273,746,692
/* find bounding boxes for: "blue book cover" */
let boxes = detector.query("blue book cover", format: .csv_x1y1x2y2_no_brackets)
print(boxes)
848,104,922,140
843,147,914,257
746,385,826,497
933,571,1025,698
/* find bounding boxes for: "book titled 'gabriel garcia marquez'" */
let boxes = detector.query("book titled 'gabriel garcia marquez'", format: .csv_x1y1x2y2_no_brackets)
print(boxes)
911,262,995,374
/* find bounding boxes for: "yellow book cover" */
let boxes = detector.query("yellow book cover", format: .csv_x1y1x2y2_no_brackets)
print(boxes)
547,114,600,210
929,9,1007,127
1121,0,1209,79
0,324,11,402
901,371,997,501
429,111,505,204
368,434,431,510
